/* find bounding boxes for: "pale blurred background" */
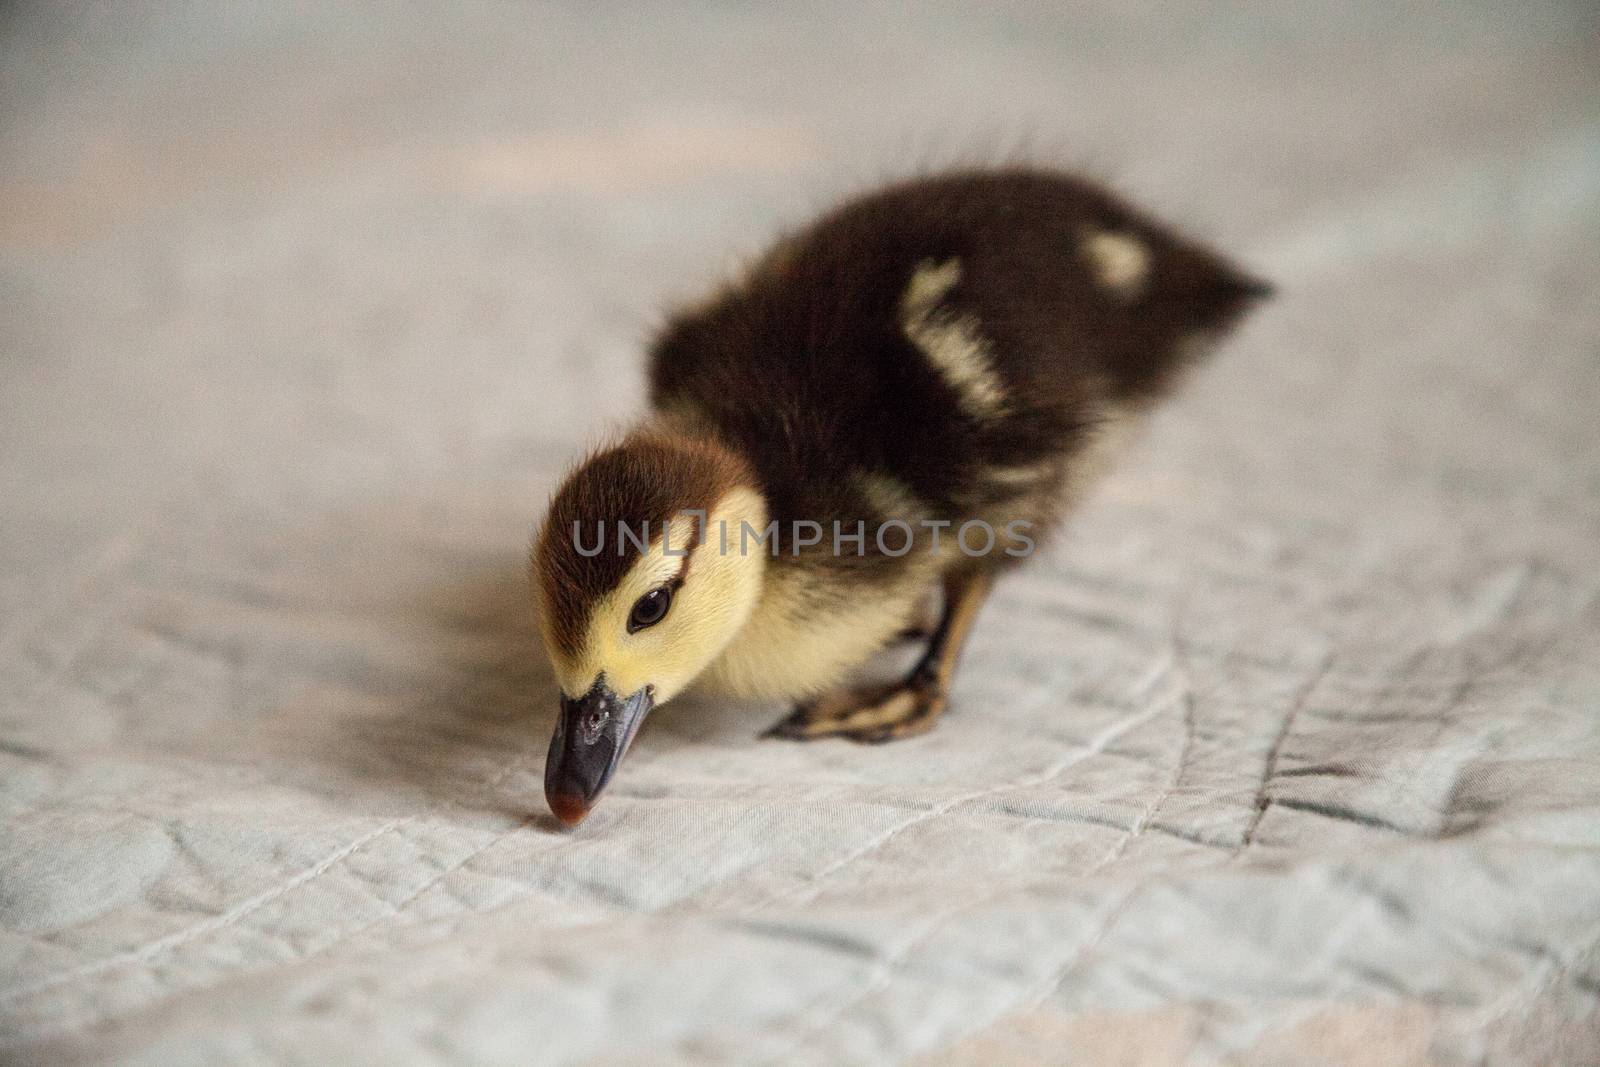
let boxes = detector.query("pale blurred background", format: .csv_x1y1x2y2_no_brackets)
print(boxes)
3,3,1596,577
3,4,1599,1065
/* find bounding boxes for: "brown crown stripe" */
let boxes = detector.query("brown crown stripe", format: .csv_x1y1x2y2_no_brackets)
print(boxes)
535,432,751,657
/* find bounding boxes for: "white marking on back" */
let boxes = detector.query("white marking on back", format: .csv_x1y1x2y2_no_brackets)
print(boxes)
984,459,1060,490
899,258,1007,420
853,472,927,522
1081,231,1150,298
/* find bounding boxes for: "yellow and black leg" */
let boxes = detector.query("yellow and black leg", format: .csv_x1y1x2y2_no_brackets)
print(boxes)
765,569,994,744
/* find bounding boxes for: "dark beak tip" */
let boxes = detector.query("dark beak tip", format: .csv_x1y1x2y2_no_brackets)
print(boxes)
547,790,592,827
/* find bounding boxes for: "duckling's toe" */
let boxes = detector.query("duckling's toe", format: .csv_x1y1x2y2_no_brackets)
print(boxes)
764,679,946,743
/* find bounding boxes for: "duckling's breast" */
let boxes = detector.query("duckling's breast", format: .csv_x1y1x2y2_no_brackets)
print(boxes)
695,556,938,701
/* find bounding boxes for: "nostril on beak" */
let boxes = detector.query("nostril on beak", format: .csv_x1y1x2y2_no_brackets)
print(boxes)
546,680,653,825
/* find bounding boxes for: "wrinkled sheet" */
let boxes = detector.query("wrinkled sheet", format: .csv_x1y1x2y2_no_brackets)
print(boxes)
3,3,1599,1064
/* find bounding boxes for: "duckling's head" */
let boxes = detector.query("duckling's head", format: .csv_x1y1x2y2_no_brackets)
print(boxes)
533,432,766,826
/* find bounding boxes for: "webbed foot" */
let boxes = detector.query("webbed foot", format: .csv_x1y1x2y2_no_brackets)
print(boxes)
761,569,994,746
763,675,945,744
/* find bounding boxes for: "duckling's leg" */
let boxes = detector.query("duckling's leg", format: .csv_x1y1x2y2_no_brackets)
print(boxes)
765,569,995,743
893,589,942,642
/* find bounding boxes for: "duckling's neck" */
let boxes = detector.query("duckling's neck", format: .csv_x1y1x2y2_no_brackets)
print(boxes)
639,416,937,703
697,557,929,701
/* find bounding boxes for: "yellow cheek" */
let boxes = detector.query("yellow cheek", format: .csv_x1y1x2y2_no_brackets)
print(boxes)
591,631,659,700
546,488,766,703
605,626,703,702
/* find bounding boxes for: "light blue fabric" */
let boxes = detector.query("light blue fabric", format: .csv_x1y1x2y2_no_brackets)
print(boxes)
2,3,1597,1063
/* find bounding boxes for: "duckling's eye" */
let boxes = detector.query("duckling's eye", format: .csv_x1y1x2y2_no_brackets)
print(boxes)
627,587,673,633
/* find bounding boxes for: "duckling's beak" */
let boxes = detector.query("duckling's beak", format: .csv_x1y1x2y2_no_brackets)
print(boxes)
544,678,653,827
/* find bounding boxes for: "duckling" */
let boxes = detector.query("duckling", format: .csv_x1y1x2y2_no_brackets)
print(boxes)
533,168,1270,825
